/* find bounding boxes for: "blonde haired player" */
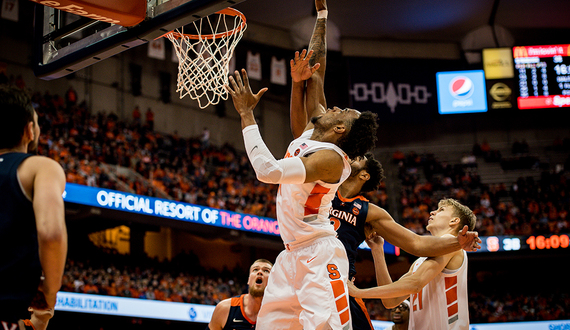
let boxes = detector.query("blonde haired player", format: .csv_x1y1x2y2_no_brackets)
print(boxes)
349,198,476,330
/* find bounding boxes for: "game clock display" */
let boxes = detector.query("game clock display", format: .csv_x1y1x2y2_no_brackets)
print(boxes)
513,44,570,109
475,234,570,253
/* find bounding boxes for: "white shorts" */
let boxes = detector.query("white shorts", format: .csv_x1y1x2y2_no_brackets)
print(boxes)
256,236,352,330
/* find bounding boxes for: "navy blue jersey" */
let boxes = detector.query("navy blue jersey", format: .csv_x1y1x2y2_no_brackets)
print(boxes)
0,152,41,321
222,294,255,330
330,191,369,279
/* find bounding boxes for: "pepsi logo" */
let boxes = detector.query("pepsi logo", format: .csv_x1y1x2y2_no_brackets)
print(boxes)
449,76,474,99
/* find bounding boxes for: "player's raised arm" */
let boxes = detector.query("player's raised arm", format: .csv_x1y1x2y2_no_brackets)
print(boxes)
306,0,328,116
226,69,307,185
290,0,329,138
290,49,320,138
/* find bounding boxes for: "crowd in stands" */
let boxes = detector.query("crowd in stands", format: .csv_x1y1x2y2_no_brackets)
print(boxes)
394,148,569,236
33,90,281,218
13,85,570,325
61,253,247,306
33,89,388,218
60,251,570,324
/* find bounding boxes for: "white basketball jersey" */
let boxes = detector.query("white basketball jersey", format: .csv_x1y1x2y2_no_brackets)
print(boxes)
408,251,470,330
276,129,351,248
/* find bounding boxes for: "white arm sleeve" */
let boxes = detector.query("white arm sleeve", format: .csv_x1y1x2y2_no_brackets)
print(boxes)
242,125,306,184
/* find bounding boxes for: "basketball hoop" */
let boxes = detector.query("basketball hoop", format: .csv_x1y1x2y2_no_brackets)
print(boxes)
162,8,247,109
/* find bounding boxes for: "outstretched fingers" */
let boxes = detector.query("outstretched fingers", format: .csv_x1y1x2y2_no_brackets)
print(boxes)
240,69,251,92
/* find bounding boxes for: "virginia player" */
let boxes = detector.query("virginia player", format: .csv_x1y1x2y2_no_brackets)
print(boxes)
207,259,272,330
289,1,481,328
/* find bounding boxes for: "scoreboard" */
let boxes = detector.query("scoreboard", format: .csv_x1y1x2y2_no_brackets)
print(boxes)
513,44,570,109
474,234,570,253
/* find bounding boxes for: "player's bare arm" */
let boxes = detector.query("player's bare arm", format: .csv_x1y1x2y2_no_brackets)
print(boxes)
366,233,392,286
349,249,459,307
290,49,320,138
364,232,411,308
208,298,231,330
300,149,344,183
306,6,328,126
26,156,68,310
365,204,481,256
290,0,329,137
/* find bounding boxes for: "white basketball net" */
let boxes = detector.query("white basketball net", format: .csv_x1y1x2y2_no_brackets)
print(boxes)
165,9,246,109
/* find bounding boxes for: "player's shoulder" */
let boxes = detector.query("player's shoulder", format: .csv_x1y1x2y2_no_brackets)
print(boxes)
210,297,233,330
366,203,392,221
21,155,64,173
212,297,233,316
22,155,61,167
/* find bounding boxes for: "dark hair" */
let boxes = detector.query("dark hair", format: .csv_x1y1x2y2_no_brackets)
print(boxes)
360,152,385,193
0,84,34,149
338,111,378,160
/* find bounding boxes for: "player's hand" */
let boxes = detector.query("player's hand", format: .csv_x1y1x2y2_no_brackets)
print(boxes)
366,231,385,251
347,279,362,298
226,69,268,116
290,49,320,83
22,307,54,330
457,225,481,252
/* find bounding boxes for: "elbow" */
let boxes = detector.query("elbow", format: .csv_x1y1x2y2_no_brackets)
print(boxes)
382,300,398,309
255,172,279,185
38,226,67,245
403,277,423,296
410,278,424,295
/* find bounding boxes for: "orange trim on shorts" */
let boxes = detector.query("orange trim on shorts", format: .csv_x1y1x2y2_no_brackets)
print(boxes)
339,309,350,325
335,295,348,311
330,279,351,326
330,279,345,298
354,297,374,330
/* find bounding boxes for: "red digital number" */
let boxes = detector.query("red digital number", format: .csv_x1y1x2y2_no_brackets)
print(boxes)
561,235,569,248
526,235,569,250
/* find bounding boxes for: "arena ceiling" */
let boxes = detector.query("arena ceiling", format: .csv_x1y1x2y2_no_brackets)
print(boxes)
235,0,570,46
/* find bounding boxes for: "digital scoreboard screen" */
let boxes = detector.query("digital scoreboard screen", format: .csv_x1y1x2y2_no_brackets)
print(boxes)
473,234,569,253
513,44,570,109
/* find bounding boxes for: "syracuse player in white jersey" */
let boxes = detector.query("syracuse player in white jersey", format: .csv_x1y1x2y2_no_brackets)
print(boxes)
225,65,378,329
348,198,476,330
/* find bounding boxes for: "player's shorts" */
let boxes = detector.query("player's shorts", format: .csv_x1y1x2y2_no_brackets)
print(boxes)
256,235,352,330
349,296,374,330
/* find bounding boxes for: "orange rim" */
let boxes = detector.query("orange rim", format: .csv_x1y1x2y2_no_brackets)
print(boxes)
158,8,246,40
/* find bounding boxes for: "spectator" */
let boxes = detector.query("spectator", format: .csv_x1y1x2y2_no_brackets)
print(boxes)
145,108,154,131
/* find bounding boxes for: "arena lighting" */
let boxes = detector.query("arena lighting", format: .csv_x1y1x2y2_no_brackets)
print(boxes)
54,292,569,329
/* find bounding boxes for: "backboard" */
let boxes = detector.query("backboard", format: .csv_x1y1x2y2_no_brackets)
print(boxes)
32,0,246,80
